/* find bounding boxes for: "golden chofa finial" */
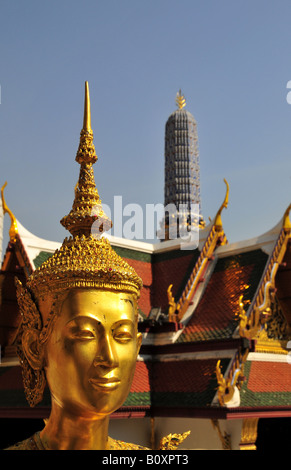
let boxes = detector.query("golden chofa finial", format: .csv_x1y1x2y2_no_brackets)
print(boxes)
214,178,229,231
1,181,18,243
283,203,291,232
176,90,186,110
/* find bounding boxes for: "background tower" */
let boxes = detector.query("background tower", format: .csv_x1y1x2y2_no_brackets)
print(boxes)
163,91,203,239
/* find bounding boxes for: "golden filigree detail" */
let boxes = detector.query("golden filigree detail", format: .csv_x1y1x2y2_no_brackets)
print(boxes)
283,203,291,232
237,263,278,339
167,284,179,322
255,296,291,353
15,279,58,407
158,431,190,450
27,235,142,299
175,90,186,109
1,181,18,242
235,205,291,344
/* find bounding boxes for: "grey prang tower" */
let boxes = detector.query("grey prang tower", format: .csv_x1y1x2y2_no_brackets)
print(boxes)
162,90,204,240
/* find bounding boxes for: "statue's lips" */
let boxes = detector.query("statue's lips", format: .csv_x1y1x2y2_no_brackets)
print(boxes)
88,377,121,391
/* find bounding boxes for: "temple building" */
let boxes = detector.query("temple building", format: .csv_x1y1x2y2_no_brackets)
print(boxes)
0,91,291,450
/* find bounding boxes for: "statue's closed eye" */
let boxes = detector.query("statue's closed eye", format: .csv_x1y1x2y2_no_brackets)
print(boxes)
70,327,96,340
113,329,133,343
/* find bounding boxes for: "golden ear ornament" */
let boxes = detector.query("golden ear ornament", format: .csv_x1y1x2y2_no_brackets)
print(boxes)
15,279,45,407
15,279,59,407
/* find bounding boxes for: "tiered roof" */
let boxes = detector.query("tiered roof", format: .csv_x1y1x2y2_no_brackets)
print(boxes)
1,191,290,422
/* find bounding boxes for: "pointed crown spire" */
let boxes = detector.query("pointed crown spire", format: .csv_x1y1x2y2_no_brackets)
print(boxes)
25,82,142,300
60,81,111,238
82,81,92,132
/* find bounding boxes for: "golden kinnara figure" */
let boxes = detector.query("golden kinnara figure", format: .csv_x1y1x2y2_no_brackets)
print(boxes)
5,83,189,451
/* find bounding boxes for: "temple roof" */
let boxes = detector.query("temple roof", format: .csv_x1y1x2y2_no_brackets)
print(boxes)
240,359,291,408
177,248,269,343
0,189,291,420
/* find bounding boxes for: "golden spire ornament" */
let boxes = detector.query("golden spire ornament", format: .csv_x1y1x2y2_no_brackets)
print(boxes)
175,89,186,109
60,81,111,238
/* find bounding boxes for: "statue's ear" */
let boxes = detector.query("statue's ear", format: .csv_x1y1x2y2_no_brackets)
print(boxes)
22,329,45,371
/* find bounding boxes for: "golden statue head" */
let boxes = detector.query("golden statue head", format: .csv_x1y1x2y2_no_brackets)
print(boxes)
15,83,143,421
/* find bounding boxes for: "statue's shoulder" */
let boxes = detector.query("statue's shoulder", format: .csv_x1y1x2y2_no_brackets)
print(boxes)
5,432,43,450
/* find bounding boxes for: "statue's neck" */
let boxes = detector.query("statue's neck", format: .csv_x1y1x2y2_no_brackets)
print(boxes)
39,399,110,450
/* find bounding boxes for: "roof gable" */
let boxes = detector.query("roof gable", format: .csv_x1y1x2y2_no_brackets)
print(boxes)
178,249,269,343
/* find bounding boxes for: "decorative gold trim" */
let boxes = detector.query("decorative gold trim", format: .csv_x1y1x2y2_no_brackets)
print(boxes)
158,431,190,450
215,348,248,407
220,206,291,410
175,90,186,109
237,263,278,339
255,295,291,353
236,207,291,342
1,181,18,242
239,418,259,450
283,203,291,231
213,178,229,231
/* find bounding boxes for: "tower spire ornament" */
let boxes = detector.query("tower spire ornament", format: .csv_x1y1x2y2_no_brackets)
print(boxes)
175,89,186,109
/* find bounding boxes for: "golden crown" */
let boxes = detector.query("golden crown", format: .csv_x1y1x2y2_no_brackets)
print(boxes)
26,82,142,300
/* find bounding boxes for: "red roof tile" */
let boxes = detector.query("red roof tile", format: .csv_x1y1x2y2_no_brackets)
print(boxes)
129,359,218,394
247,361,291,393
151,359,217,393
130,362,151,393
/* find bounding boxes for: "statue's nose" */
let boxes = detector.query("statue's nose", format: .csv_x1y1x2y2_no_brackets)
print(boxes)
93,334,118,369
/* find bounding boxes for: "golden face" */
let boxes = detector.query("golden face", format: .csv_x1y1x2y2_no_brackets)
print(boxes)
43,289,142,417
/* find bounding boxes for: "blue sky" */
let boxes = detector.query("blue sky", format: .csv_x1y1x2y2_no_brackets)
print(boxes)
1,0,291,253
